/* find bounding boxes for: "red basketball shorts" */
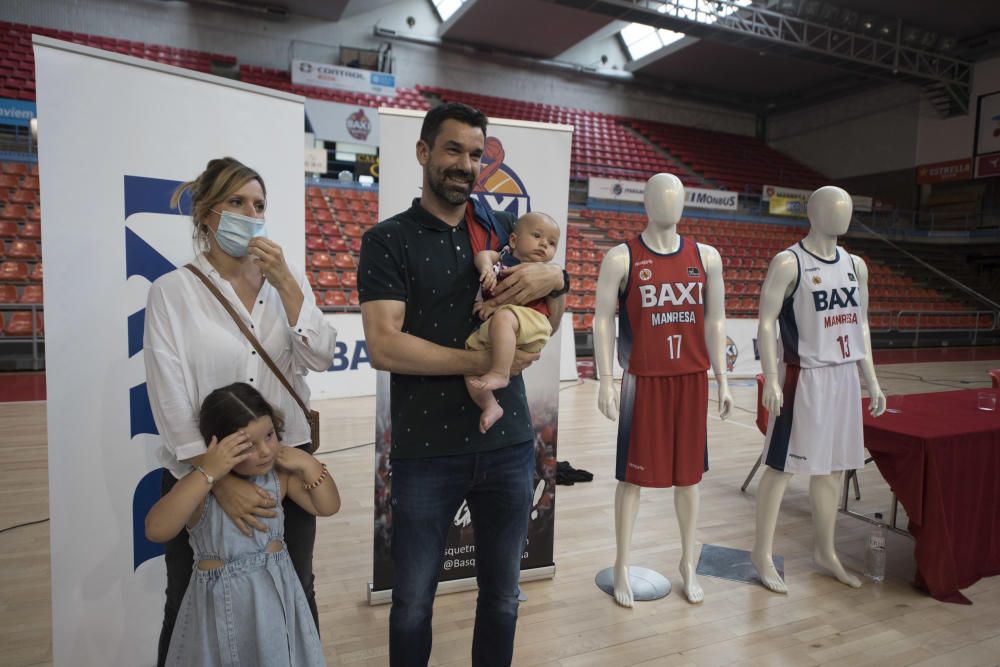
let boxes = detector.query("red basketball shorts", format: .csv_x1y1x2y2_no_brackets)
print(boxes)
615,371,709,488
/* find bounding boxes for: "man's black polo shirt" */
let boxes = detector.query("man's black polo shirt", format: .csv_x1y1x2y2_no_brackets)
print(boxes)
357,199,533,459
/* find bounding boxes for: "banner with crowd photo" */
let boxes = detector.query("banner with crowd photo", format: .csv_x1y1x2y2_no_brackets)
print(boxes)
762,184,872,212
588,176,737,210
369,108,572,601
35,36,304,666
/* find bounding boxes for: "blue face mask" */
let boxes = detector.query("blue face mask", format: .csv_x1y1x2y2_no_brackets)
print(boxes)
211,209,266,257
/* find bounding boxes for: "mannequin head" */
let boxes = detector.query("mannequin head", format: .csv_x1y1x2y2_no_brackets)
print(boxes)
644,173,685,228
806,186,853,237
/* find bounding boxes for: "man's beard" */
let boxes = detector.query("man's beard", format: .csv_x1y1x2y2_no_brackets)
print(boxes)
428,165,475,205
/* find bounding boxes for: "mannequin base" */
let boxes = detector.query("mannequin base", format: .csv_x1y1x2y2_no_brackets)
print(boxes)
695,544,785,587
595,566,671,602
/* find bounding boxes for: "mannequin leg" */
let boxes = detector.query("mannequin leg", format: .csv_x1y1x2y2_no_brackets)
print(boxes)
613,481,641,607
810,472,862,588
751,466,793,593
674,484,703,603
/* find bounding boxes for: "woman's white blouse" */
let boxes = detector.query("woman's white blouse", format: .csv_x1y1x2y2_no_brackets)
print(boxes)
144,253,337,478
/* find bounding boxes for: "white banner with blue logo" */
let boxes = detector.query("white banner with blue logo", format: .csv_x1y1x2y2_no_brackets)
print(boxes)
34,36,304,666
292,59,396,97
370,108,572,598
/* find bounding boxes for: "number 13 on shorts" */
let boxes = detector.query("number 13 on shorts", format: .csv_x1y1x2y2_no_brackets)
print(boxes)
667,334,683,360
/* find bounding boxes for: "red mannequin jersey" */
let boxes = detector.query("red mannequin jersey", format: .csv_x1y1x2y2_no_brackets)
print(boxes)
618,235,710,376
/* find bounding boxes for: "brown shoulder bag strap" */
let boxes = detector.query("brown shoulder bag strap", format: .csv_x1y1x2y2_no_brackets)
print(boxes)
185,264,310,419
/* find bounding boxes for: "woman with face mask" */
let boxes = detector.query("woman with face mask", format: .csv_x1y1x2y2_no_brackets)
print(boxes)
143,157,338,667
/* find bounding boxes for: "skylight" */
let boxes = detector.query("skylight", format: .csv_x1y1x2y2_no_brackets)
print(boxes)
431,0,466,22
620,0,753,61
620,23,685,60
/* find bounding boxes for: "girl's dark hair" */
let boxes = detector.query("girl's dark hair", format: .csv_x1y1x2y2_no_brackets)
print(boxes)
199,382,284,445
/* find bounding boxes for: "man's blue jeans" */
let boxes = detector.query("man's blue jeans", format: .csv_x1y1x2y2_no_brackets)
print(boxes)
388,440,535,667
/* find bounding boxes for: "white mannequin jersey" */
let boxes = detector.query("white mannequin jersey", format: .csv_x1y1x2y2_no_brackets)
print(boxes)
777,242,866,368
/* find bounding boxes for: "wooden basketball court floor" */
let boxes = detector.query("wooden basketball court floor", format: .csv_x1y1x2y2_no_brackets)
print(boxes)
2,356,999,666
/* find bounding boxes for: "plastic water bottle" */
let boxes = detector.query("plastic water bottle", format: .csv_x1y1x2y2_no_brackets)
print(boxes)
864,512,887,583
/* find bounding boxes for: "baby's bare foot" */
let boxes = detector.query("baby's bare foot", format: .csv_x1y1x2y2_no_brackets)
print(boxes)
479,403,504,434
469,371,510,391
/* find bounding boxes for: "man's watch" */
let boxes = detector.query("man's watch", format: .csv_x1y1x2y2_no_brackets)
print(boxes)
548,268,571,298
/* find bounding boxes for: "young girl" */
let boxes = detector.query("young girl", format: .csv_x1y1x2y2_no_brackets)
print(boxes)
145,382,340,666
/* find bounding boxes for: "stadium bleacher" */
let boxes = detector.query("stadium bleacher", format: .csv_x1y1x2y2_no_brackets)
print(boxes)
627,119,827,193
421,86,708,185
0,21,992,344
0,21,235,101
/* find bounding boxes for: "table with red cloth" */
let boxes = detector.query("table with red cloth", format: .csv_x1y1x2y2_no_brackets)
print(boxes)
862,389,1000,604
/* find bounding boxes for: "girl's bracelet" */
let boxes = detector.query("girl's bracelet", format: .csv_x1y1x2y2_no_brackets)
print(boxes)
303,463,328,491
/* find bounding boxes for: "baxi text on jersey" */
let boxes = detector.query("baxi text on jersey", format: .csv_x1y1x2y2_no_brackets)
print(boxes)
811,287,857,312
638,282,704,308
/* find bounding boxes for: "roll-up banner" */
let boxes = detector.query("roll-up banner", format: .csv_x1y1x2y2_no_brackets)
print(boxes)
35,36,304,666
588,176,737,210
369,108,572,602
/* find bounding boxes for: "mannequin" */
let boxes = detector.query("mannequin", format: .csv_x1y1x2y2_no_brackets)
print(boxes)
752,185,886,594
594,173,733,607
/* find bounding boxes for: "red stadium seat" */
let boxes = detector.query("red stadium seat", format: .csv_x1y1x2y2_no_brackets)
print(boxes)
0,221,16,238
305,222,321,236
4,311,43,336
310,253,334,269
18,222,40,240
342,223,363,238
0,261,28,281
7,240,39,260
18,283,41,304
0,284,16,302
1,163,29,175
306,236,326,251
326,237,347,252
28,262,42,281
348,290,359,306
333,253,355,270
10,189,36,204
324,290,347,307
341,272,357,288
316,271,341,288
1,204,27,220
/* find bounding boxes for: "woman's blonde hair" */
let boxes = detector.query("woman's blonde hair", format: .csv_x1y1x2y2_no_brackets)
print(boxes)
171,157,267,245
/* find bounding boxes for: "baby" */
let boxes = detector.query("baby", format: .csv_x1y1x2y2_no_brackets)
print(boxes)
466,211,561,433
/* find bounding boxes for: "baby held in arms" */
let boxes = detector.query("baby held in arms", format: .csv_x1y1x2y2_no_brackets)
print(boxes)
465,212,561,433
